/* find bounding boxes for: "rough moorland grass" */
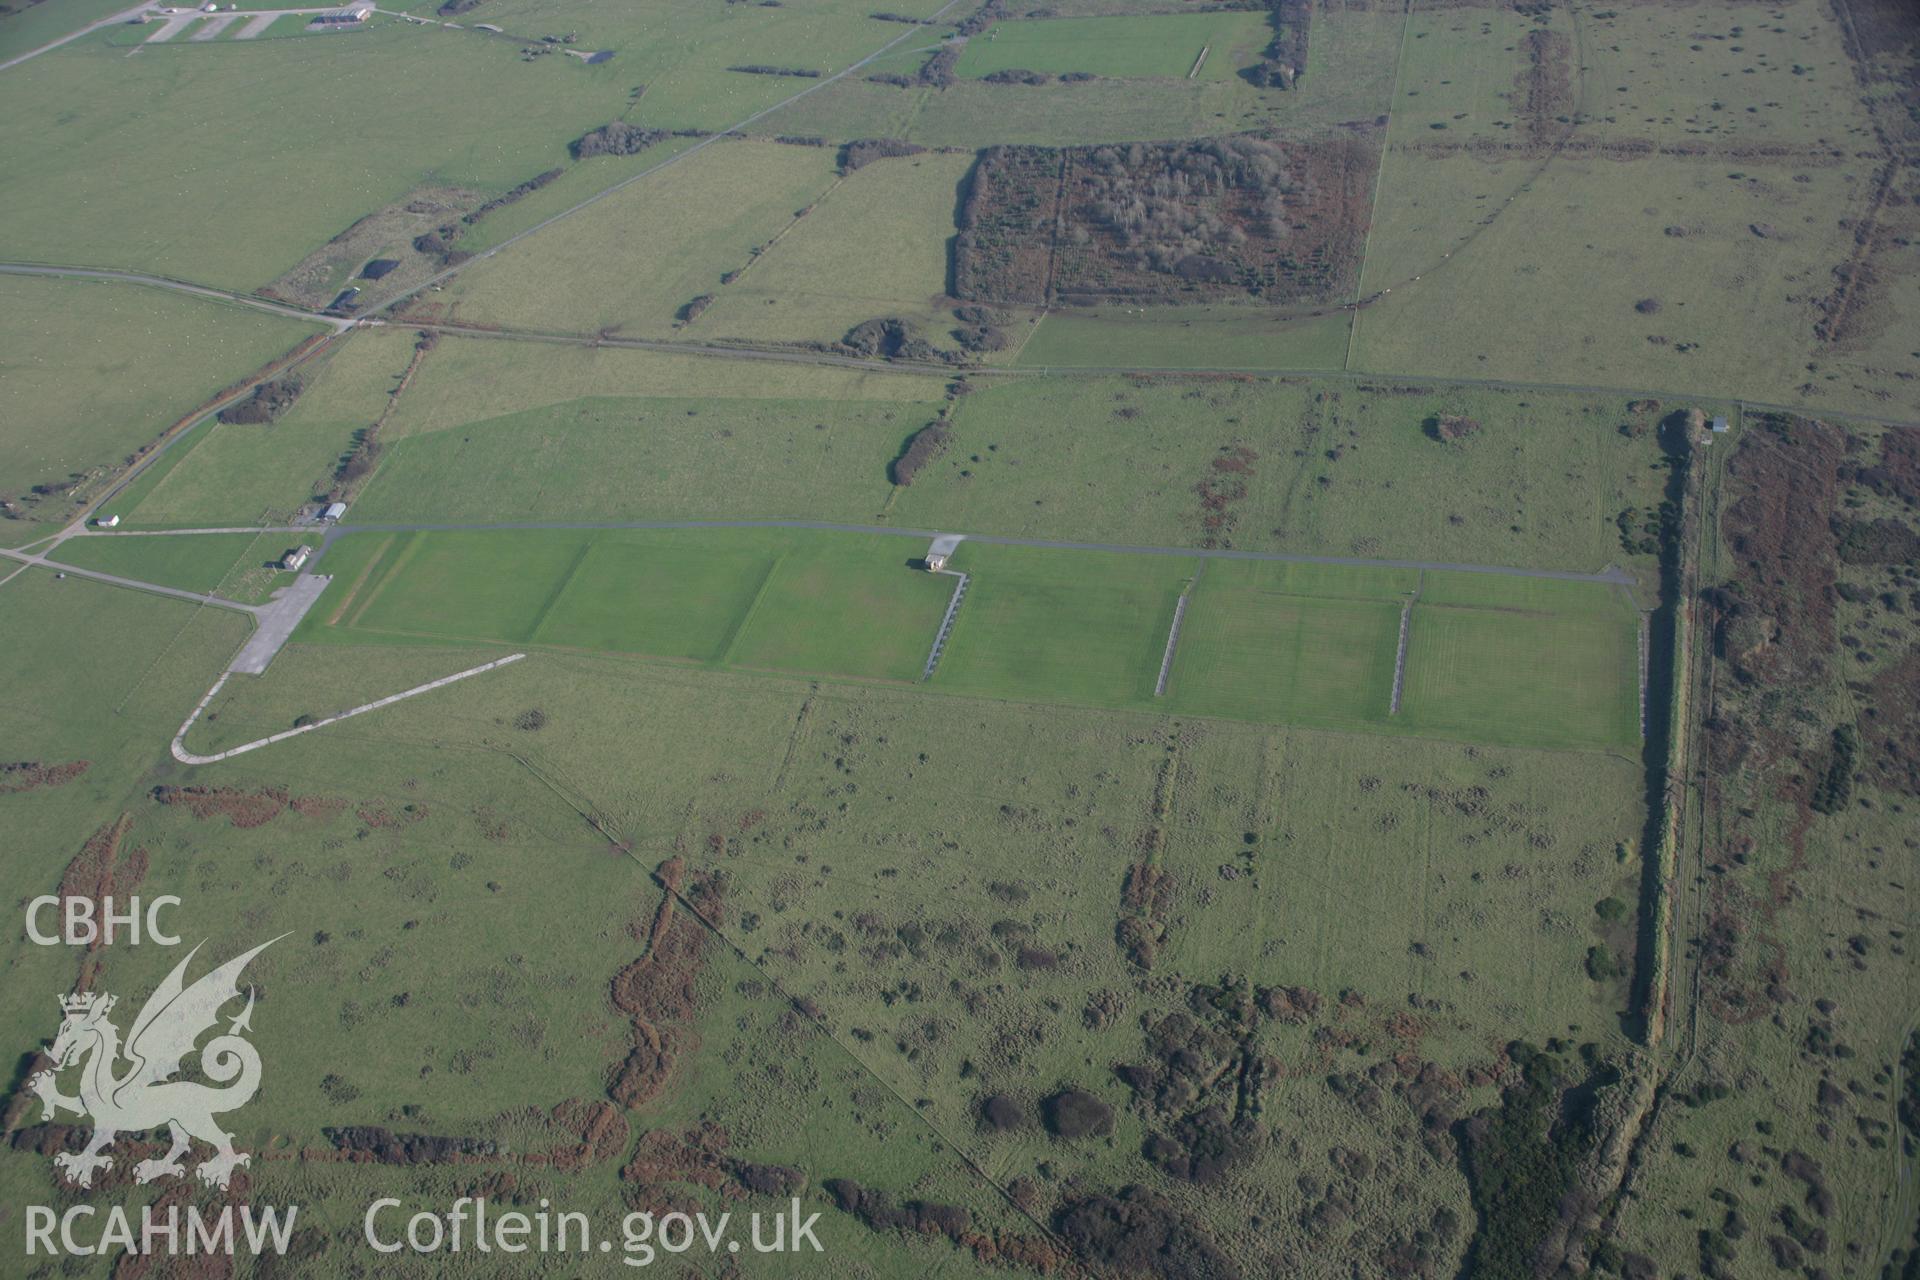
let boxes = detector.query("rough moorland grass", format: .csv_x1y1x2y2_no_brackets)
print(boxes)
0,569,250,1090
443,0,929,129
1385,7,1537,145
438,140,843,339
0,275,320,503
692,150,973,348
1575,0,1870,147
890,375,1667,577
1162,723,1645,1038
932,542,1192,708
1351,154,1898,416
122,627,1646,1277
1014,303,1354,370
953,12,1271,81
352,393,930,524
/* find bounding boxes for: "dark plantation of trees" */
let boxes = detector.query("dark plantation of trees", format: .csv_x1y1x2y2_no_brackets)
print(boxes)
839,138,925,172
569,122,668,159
955,135,1367,306
216,377,304,426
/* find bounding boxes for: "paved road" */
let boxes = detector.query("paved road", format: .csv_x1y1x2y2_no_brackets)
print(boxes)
171,652,526,764
0,545,260,613
319,517,1637,585
228,573,329,673
0,263,350,329
0,1,154,72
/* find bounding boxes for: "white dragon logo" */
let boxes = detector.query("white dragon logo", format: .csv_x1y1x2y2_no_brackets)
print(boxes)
29,937,282,1190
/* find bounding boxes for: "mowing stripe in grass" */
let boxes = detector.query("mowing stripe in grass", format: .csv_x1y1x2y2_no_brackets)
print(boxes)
325,534,394,626
346,532,421,630
716,553,788,667
526,536,597,644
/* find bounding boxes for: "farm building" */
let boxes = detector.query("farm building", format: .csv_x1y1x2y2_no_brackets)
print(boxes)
313,5,372,24
1711,416,1730,434
94,514,120,528
282,546,312,571
322,501,348,522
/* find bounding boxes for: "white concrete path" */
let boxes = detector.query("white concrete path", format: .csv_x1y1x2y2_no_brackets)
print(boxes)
172,652,525,765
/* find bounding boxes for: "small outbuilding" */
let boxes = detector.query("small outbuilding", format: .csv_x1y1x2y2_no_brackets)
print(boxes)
1711,416,1730,434
282,545,312,571
924,533,964,572
94,514,120,528
322,501,348,522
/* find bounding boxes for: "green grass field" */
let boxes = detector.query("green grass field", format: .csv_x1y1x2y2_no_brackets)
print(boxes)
1398,596,1642,752
953,12,1271,81
437,140,846,338
888,375,1668,577
352,392,928,524
281,522,1642,750
117,328,420,526
0,275,321,520
536,536,775,661
761,4,1404,148
1165,560,1409,729
46,530,298,600
691,149,972,349
0,0,130,58
300,527,955,685
0,26,630,290
724,533,954,680
1350,151,1902,416
379,330,944,442
932,542,1193,708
